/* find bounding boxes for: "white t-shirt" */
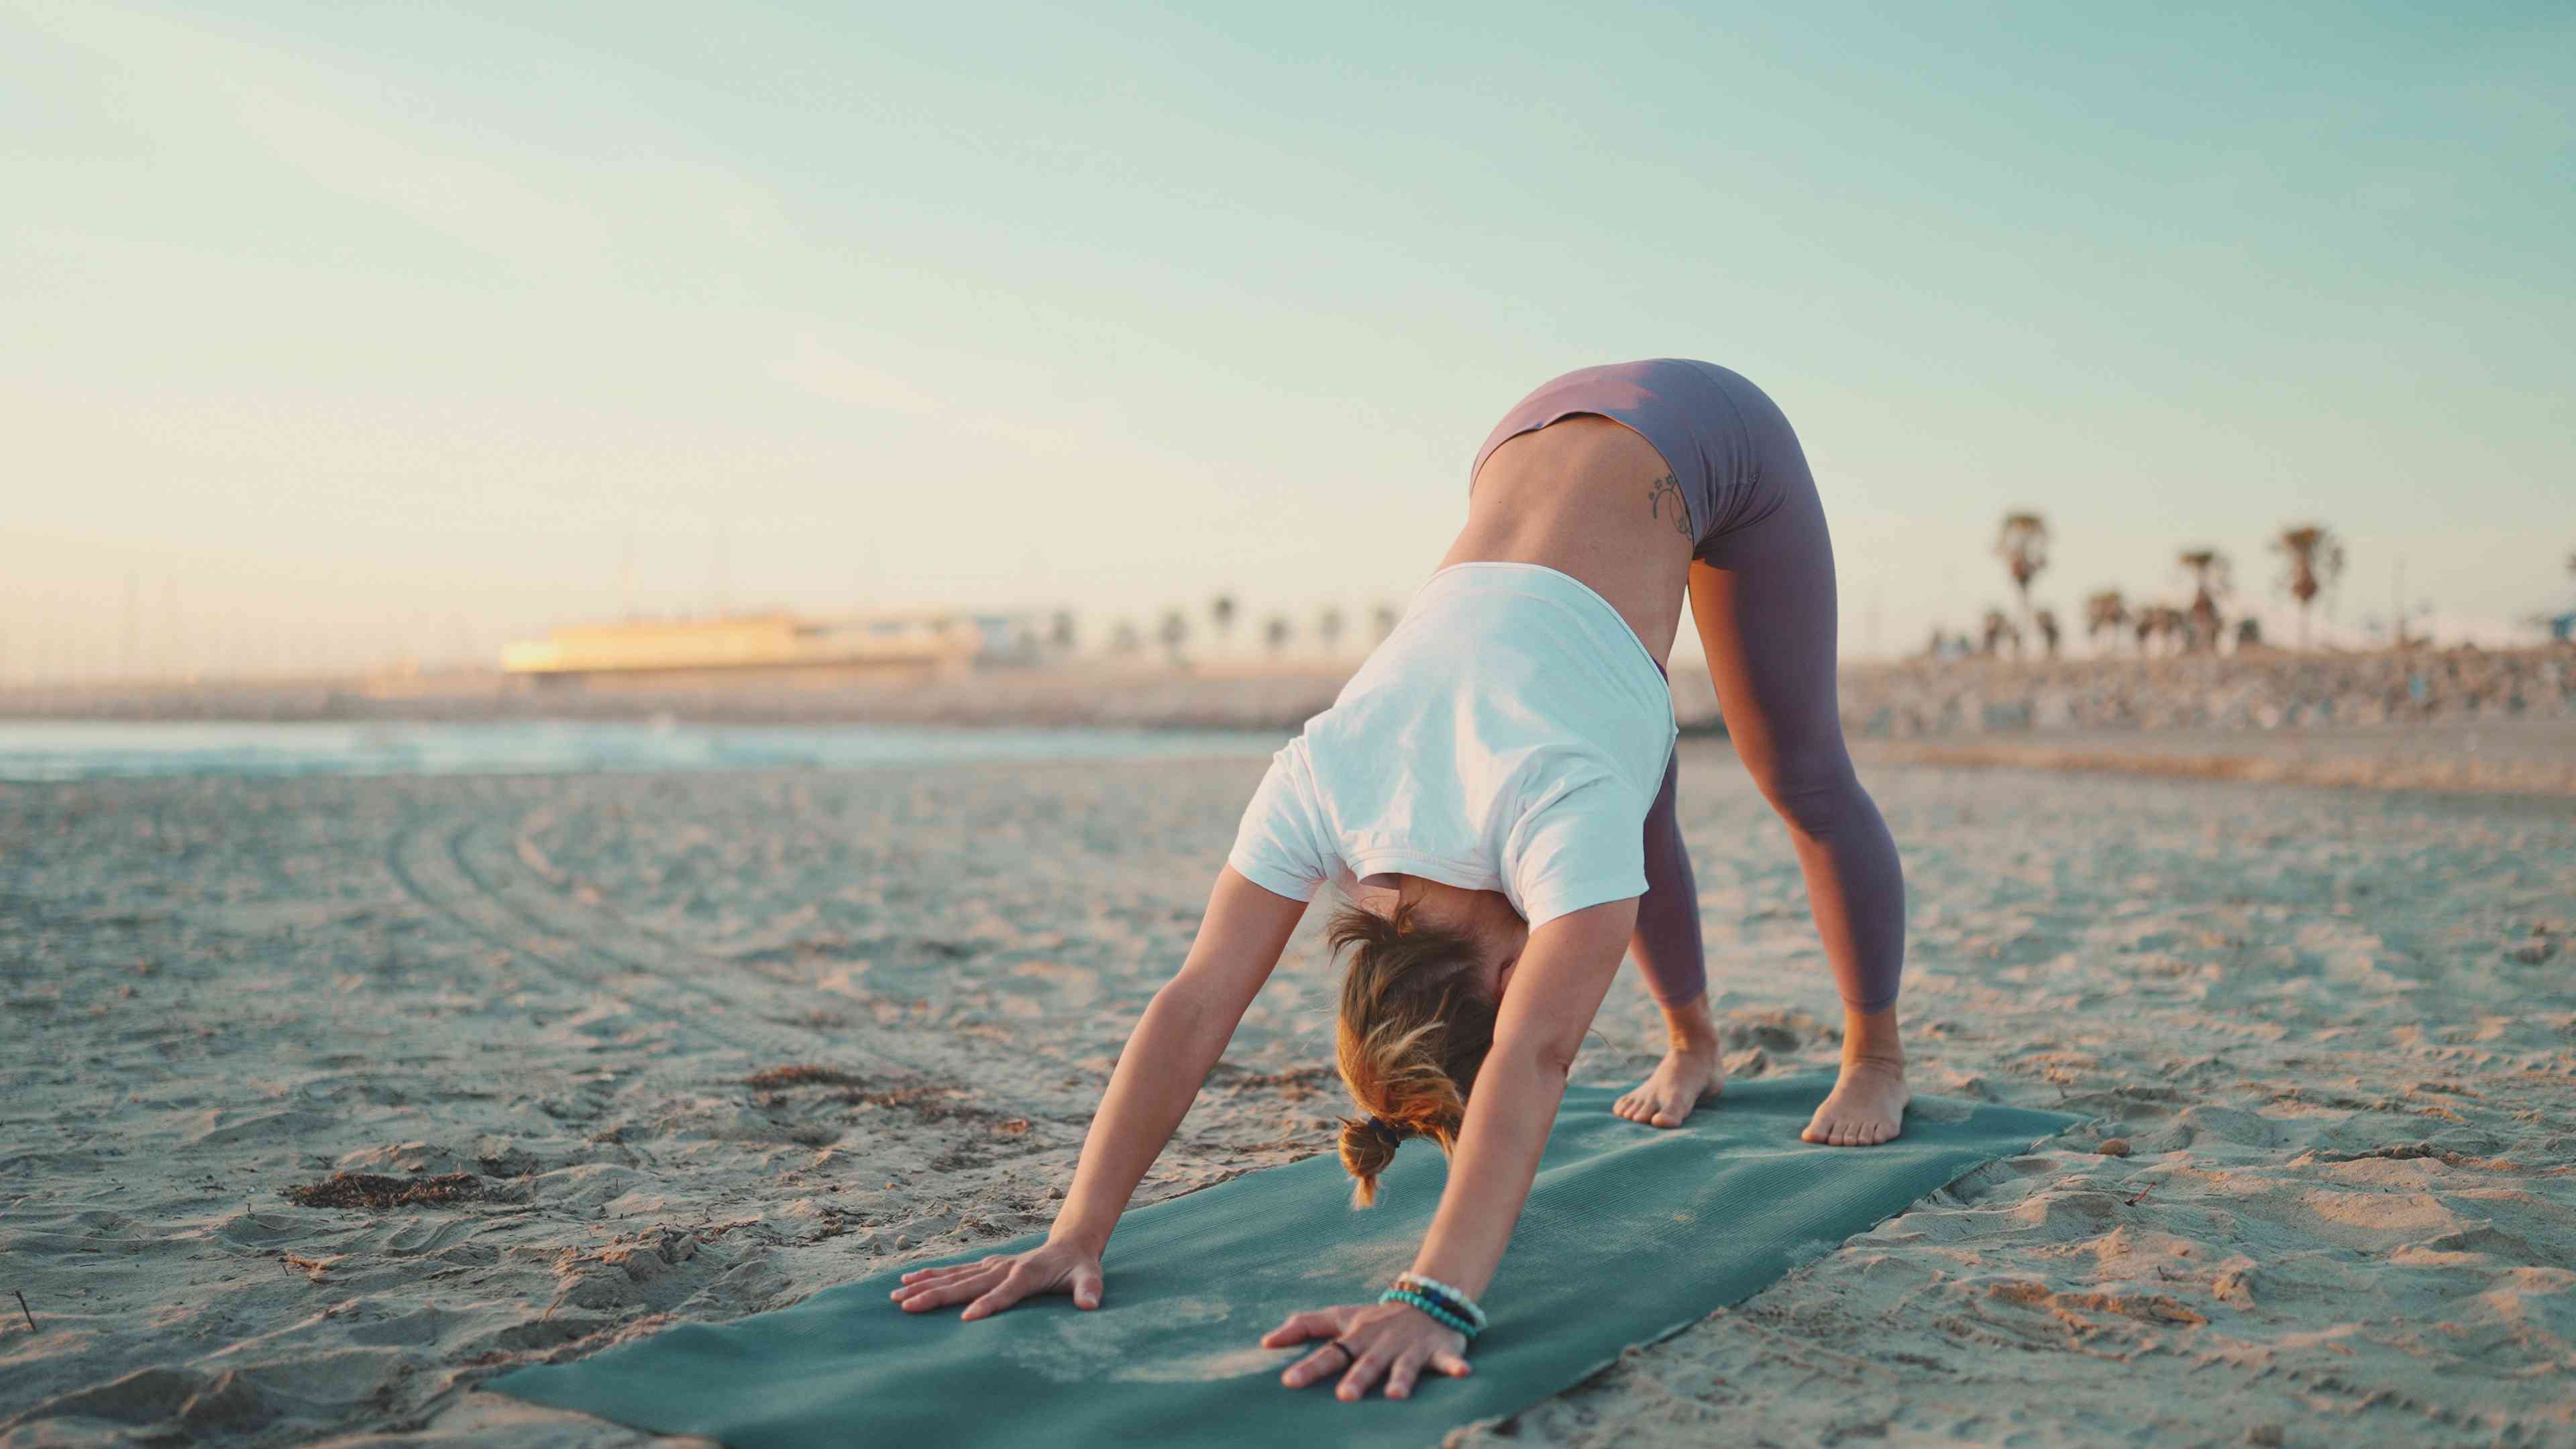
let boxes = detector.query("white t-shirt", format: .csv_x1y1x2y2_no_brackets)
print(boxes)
1226,561,1678,930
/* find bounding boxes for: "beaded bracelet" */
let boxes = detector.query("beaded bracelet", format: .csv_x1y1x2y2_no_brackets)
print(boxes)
1379,1287,1477,1338
1393,1272,1488,1332
1392,1275,1486,1334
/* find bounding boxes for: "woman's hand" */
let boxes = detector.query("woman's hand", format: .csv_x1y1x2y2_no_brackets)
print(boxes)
1263,1300,1471,1401
888,1239,1104,1320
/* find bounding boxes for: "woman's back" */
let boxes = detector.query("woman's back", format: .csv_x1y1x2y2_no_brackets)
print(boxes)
1449,415,1693,671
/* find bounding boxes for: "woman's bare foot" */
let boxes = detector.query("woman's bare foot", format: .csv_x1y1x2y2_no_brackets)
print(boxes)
1802,1006,1908,1145
1615,991,1725,1129
1615,1043,1724,1128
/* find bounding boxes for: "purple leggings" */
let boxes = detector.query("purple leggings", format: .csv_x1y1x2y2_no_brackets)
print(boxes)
1480,361,1907,1016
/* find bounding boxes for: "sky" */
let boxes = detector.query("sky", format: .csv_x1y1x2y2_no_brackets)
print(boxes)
4,0,2570,681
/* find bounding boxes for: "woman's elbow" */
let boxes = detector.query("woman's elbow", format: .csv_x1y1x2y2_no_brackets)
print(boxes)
1144,977,1216,1028
1490,1030,1583,1082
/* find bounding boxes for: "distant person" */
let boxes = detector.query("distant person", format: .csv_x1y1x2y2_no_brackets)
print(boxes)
890,360,1907,1403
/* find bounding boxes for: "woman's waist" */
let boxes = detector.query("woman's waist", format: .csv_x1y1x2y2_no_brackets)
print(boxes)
1429,547,1682,667
1397,561,1677,707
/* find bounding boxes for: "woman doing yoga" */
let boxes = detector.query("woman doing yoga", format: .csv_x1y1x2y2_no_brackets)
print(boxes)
888,359,1909,1403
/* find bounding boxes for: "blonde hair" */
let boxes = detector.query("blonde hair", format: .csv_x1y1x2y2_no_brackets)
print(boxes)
1328,889,1499,1208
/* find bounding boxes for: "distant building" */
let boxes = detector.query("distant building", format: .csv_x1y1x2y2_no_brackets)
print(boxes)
500,610,1041,683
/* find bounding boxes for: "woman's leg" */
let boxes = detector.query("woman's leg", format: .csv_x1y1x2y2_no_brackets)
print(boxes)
1629,743,1706,1008
1691,464,1910,1145
1613,743,1727,1128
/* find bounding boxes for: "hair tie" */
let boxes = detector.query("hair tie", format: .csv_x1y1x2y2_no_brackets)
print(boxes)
1364,1114,1407,1144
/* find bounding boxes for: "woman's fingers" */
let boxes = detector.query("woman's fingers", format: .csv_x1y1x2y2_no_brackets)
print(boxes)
1260,1309,1342,1348
892,1248,1104,1320
893,1279,977,1311
1281,1342,1346,1389
889,1263,981,1297
1269,1306,1473,1397
892,1265,998,1311
890,1270,967,1299
1335,1344,1390,1403
898,1258,982,1284
960,1264,1041,1321
890,1260,983,1296
1381,1347,1427,1401
897,1254,1003,1287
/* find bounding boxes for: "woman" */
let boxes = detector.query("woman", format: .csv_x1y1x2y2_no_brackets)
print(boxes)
889,359,1909,1403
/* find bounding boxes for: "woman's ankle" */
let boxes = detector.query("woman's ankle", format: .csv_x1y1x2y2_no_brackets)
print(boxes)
1659,992,1723,1053
1841,1003,1904,1067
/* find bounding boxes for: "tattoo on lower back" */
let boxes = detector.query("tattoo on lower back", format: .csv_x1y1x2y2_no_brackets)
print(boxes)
1646,474,1691,537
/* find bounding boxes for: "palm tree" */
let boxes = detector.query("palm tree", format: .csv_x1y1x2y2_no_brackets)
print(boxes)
2177,548,2231,653
1209,594,1237,651
1317,606,1345,655
1047,610,1077,654
1372,602,1398,641
1992,512,2050,641
1979,606,2018,657
1158,608,1189,665
2134,604,2186,657
1263,616,1291,654
2084,589,2130,654
1110,619,1141,655
2035,607,2062,658
2270,525,2345,649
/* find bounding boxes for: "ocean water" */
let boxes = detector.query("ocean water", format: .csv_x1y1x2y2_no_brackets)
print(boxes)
0,720,1287,782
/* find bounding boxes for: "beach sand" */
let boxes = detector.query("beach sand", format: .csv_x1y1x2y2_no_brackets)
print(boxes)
3,745,2571,1445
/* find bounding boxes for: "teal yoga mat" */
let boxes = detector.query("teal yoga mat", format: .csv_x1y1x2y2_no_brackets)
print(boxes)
490,1074,2077,1447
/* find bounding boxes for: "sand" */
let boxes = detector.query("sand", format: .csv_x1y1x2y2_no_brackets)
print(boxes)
3,745,2571,1446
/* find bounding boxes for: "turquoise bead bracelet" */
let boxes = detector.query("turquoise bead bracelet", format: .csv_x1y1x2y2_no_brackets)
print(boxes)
1393,1272,1488,1332
1378,1287,1478,1338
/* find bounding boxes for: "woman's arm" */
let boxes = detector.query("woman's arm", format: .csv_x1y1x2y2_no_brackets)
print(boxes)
1405,895,1638,1296
1267,896,1638,1399
1048,865,1309,1255
892,864,1308,1319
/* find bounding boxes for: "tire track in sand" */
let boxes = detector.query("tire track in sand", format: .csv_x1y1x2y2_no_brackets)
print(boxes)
386,806,957,1081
